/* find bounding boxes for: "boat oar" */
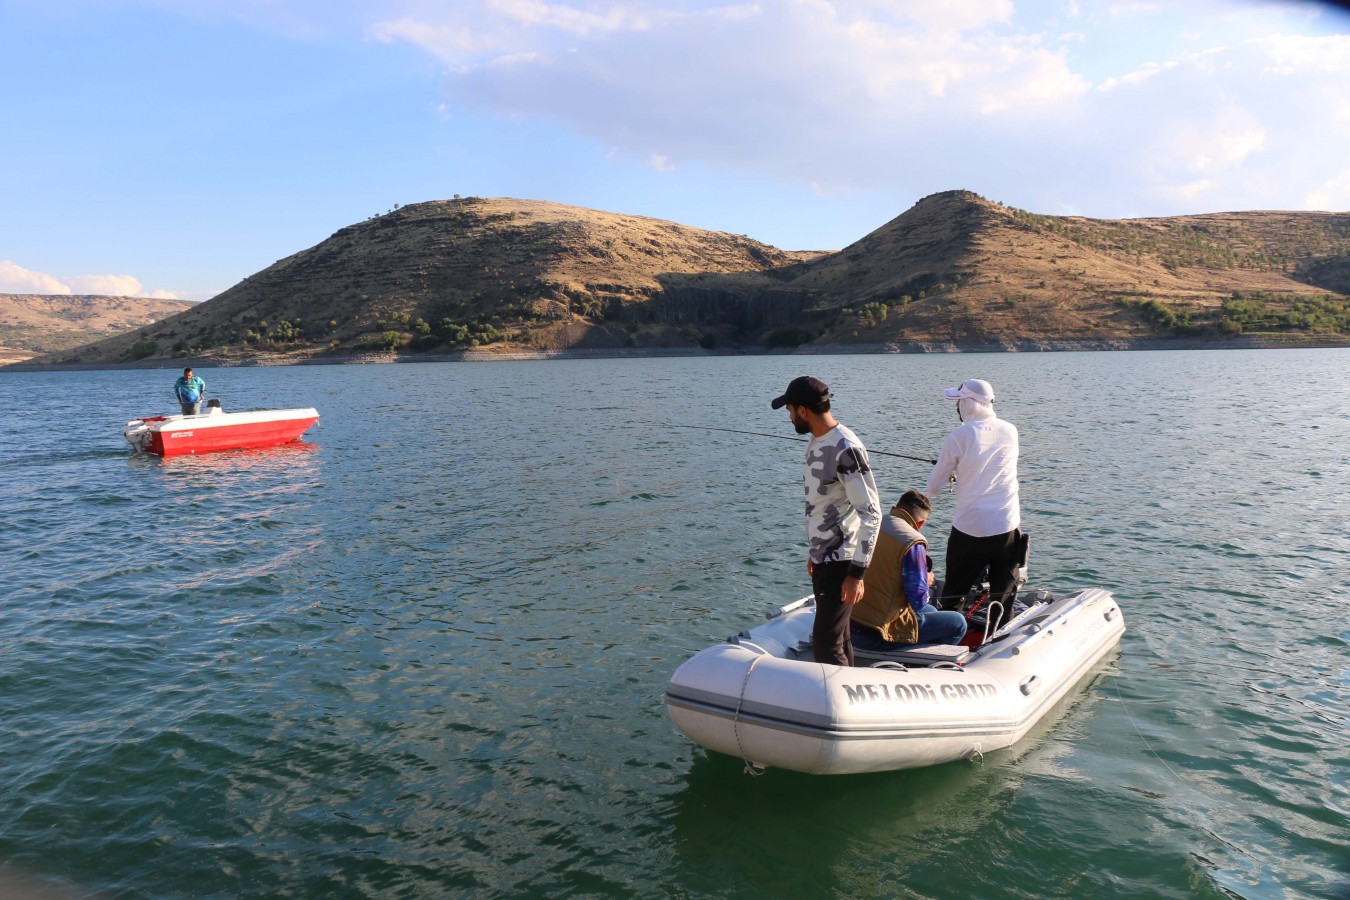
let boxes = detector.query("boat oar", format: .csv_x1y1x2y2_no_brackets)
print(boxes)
663,423,937,465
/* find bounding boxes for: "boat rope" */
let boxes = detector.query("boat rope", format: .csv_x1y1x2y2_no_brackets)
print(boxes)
733,652,768,777
661,423,938,465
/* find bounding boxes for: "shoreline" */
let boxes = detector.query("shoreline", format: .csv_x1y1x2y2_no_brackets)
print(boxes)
2,334,1346,371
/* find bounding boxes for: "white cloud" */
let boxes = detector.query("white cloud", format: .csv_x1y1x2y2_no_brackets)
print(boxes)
88,0,1350,221
1152,109,1266,177
858,0,1016,33
1098,59,1177,90
1258,31,1350,74
0,261,184,299
1306,170,1350,211
1107,2,1161,16
1162,178,1216,204
367,17,483,63
487,0,653,35
67,273,149,296
372,1,1092,187
351,0,1350,216
0,261,72,295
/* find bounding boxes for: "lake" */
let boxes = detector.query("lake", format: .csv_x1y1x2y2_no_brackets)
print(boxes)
0,349,1346,898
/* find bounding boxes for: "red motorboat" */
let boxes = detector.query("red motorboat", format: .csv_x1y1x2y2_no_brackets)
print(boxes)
124,405,319,456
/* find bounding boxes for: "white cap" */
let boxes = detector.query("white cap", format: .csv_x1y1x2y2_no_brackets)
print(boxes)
942,378,995,404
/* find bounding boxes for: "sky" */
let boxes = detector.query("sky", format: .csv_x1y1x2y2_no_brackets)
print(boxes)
1,0,1348,301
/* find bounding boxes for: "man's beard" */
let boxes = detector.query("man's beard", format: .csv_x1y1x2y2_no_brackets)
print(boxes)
792,413,812,435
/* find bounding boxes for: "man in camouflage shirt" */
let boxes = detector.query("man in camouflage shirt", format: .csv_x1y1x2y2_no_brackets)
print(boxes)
772,376,881,667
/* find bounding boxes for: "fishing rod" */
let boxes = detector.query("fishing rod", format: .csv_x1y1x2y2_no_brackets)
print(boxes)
665,423,937,465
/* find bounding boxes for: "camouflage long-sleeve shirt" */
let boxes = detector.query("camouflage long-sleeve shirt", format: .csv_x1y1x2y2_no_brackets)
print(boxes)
803,424,881,579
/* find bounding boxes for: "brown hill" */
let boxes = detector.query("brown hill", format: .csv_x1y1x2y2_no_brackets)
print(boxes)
17,198,823,366
782,191,1350,348
13,192,1350,367
0,293,193,364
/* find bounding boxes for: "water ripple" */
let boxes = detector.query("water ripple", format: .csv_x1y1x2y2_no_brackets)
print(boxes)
0,352,1347,897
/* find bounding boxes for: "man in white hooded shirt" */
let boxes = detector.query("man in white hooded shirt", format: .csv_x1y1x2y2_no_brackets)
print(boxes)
924,378,1022,627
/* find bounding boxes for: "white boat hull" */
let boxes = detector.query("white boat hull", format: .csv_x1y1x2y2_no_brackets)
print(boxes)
665,588,1124,774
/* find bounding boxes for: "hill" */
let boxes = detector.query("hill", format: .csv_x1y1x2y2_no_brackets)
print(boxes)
772,192,1350,348
0,294,193,364
12,192,1350,367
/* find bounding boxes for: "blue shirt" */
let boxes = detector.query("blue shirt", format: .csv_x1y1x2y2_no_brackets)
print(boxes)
902,542,931,611
174,375,205,403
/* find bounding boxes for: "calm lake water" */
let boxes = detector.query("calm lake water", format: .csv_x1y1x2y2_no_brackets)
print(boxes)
0,349,1346,899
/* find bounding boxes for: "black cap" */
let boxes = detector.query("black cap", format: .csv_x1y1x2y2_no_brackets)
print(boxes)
771,375,831,410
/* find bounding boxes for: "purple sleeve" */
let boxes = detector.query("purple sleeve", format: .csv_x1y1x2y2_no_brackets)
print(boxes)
902,543,930,612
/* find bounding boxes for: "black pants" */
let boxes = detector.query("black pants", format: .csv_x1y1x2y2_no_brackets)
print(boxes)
810,560,854,667
941,527,1021,627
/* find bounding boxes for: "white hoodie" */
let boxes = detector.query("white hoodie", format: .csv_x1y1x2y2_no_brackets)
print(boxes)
925,398,1020,537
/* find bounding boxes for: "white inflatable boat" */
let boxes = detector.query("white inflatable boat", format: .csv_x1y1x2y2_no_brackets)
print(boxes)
665,588,1124,775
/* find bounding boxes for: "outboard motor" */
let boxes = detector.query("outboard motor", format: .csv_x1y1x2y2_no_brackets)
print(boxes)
124,419,155,452
205,398,222,415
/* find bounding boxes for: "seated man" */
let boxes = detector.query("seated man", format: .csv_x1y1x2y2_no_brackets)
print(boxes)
851,490,967,650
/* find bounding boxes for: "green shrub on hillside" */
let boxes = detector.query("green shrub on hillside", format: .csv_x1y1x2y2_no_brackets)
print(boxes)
858,301,888,326
432,318,504,350
1119,297,1192,332
1219,292,1350,334
269,318,302,342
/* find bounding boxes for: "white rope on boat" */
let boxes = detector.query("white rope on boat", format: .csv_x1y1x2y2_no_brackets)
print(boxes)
733,649,768,777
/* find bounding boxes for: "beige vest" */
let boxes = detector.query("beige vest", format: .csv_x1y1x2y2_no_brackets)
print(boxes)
853,508,927,644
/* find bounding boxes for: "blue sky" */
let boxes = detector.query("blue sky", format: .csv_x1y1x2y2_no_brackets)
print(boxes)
2,0,1348,301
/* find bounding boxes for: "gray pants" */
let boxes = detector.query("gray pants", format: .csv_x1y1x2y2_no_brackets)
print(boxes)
180,401,201,416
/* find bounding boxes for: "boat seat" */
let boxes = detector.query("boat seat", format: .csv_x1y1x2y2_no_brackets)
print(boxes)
856,643,972,668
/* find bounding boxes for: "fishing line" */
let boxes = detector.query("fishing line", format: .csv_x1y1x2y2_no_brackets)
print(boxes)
1112,675,1188,784
662,423,938,465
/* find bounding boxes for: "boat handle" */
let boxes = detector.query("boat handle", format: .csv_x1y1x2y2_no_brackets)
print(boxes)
766,595,814,620
1104,607,1117,622
1020,675,1040,696
727,637,772,656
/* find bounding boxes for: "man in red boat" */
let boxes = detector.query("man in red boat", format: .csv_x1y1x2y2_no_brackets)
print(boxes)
850,490,968,649
925,378,1022,629
173,366,206,416
772,375,881,668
